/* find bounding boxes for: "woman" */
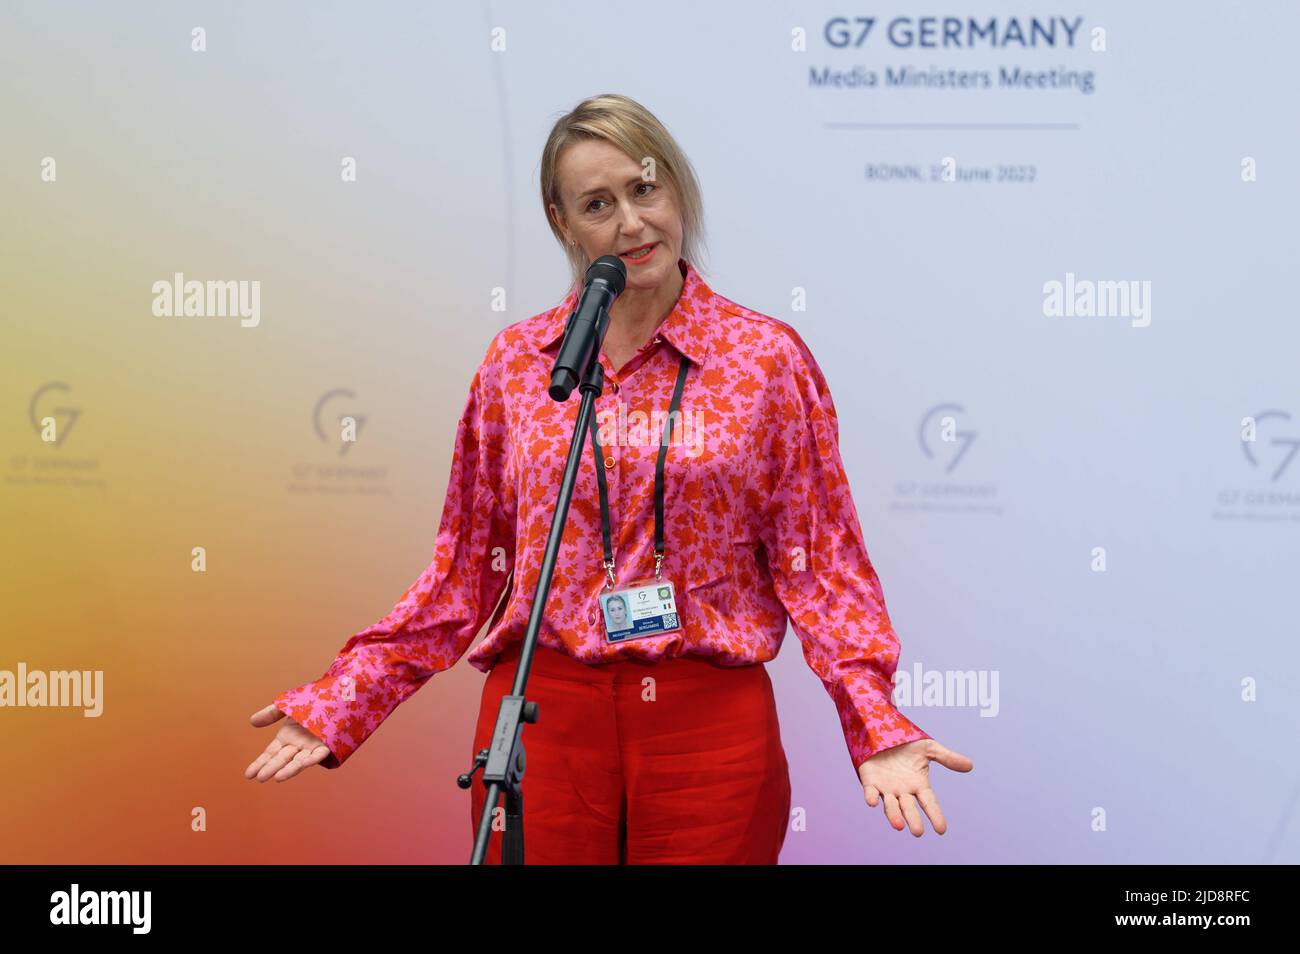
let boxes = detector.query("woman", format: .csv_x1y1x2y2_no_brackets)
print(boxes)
245,93,972,863
602,593,630,634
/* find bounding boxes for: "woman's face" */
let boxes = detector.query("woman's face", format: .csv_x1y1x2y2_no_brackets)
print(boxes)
550,138,684,294
607,597,628,627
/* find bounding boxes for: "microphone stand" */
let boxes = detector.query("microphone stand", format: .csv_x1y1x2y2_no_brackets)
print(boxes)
459,299,612,865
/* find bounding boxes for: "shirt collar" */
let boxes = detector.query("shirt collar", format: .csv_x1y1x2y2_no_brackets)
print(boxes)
533,257,713,368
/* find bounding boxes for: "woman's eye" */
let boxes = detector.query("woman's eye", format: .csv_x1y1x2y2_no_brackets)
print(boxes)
586,199,607,213
636,182,655,197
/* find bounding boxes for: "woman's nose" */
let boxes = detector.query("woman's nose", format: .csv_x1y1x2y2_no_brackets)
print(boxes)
616,200,644,233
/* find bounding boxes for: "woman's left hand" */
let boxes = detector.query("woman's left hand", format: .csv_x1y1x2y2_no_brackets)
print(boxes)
857,739,973,835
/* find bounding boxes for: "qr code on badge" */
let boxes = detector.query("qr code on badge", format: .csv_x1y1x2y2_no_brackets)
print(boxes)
663,613,678,628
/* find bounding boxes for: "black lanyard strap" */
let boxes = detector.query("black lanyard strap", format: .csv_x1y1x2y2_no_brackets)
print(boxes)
589,353,690,588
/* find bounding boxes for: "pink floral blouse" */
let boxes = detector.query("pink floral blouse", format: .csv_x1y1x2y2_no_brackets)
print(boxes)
275,258,930,775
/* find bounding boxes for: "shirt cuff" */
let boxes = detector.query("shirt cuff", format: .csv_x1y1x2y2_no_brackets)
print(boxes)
273,675,367,770
841,698,931,775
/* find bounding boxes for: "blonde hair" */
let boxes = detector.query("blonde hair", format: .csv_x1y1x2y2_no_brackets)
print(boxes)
540,93,706,291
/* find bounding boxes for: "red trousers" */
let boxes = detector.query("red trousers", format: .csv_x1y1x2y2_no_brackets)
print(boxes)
469,641,792,864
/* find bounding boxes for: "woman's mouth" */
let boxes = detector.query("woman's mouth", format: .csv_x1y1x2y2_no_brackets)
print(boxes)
619,242,658,264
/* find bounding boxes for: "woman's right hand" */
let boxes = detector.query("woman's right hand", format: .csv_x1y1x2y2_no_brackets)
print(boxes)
245,703,332,782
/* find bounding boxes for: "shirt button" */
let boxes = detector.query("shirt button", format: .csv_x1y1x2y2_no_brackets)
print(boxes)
587,611,596,625
604,456,615,469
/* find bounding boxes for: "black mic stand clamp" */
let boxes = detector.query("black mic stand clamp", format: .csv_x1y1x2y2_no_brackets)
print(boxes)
458,696,538,865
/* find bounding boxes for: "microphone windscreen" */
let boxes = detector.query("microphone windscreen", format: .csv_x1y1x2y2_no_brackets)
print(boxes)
586,255,627,296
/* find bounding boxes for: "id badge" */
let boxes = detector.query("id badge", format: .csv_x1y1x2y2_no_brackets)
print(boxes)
598,578,681,643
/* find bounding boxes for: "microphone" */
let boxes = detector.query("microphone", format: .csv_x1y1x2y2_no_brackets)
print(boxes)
548,255,627,401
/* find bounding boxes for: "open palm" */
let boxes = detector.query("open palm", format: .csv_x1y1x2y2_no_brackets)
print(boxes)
244,703,332,782
858,738,973,836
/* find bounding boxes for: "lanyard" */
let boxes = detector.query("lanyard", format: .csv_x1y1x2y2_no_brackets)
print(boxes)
588,353,690,589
